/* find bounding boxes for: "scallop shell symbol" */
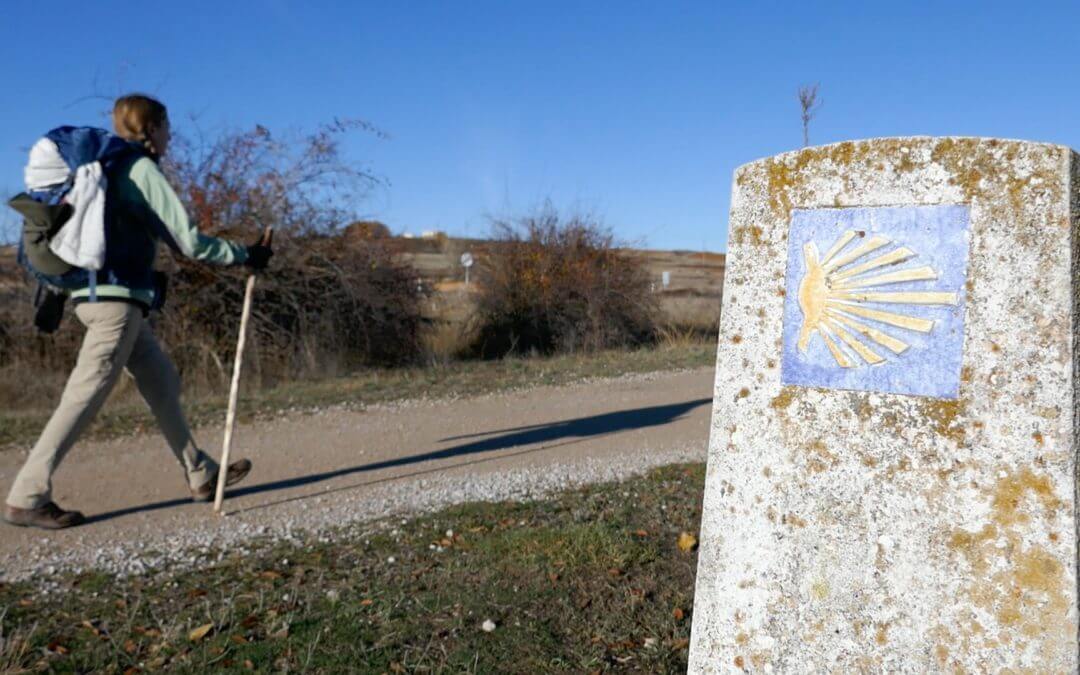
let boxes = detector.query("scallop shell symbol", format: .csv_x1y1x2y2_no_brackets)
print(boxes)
796,230,958,368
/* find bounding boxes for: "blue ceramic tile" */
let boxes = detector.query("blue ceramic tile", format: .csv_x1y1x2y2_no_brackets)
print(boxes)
779,205,970,399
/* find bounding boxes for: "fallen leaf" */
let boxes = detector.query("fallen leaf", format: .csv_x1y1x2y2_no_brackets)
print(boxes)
390,662,406,673
45,641,69,655
359,599,374,606
17,598,33,607
123,667,141,675
673,608,685,621
231,634,248,645
673,637,690,650
115,599,128,609
186,588,208,599
439,538,453,547
124,639,138,654
244,660,255,670
189,623,214,642
270,624,290,640
608,568,623,577
677,532,698,553
548,573,560,583
259,570,283,580
633,529,649,537
240,615,260,629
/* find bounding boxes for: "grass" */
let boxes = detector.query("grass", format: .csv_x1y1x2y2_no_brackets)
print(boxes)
0,341,716,452
0,463,705,673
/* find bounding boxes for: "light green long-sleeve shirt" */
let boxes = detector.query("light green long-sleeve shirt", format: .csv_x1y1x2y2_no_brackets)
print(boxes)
72,157,247,306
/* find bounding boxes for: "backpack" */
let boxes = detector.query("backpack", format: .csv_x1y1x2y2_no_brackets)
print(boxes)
8,126,144,291
8,127,144,332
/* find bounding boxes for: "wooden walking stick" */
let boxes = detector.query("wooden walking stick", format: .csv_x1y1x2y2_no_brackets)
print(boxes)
214,227,272,514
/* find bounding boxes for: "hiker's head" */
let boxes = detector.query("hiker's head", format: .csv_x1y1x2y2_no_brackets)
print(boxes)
112,94,171,159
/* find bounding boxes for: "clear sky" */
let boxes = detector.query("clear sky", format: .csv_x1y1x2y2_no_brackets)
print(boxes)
2,1,1078,251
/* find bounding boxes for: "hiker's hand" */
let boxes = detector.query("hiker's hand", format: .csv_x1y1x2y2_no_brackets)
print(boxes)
244,228,273,271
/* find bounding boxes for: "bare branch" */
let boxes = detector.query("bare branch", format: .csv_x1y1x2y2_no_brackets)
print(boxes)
798,83,823,147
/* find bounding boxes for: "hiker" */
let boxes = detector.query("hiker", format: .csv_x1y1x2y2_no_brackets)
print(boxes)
3,94,273,530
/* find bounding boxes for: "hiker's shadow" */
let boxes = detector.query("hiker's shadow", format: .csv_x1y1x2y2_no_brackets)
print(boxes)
87,397,711,523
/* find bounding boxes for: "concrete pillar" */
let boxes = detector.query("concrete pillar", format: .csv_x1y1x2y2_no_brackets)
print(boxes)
689,138,1080,672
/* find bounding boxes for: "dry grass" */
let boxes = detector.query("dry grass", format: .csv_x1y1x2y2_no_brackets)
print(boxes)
420,319,476,365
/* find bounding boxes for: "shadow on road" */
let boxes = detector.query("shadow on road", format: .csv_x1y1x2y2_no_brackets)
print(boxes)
87,397,711,524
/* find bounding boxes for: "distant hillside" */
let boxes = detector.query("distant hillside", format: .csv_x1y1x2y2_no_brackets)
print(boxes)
385,235,724,329
387,235,725,296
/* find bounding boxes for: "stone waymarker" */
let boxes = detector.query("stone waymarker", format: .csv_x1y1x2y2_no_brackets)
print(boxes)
689,138,1080,672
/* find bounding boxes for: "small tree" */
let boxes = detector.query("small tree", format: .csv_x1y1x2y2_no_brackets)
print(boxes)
469,205,658,357
156,119,424,383
798,83,823,147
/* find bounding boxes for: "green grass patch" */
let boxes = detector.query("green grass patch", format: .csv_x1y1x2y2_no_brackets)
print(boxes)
0,463,705,673
0,342,715,451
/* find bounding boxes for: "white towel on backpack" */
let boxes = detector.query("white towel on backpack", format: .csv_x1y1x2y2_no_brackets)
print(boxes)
48,163,108,271
24,138,69,191
23,137,109,271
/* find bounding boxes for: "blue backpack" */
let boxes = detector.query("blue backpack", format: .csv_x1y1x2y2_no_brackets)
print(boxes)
8,126,144,290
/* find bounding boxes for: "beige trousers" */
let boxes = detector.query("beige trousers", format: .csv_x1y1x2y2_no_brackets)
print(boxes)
6,302,217,509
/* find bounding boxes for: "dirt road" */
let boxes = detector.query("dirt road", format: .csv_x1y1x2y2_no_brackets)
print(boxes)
0,368,714,580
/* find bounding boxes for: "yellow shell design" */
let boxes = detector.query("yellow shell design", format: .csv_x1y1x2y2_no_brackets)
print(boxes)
796,230,957,368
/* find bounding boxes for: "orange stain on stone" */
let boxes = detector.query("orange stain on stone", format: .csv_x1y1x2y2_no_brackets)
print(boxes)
990,468,1060,528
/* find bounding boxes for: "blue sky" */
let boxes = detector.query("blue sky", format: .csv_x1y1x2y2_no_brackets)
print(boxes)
2,1,1078,251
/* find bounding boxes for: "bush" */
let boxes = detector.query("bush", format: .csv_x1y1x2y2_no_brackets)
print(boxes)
155,119,424,385
156,234,424,389
468,207,658,357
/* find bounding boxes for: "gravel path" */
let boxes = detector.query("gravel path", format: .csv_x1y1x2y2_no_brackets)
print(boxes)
0,368,713,582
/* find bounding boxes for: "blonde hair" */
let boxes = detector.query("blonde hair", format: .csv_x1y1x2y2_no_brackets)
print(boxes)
112,94,168,157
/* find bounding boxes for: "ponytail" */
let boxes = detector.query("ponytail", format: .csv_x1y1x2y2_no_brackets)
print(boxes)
112,94,168,159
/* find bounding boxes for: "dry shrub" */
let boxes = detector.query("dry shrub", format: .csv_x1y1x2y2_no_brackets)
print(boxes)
156,235,423,393
469,206,658,357
0,282,80,410
151,119,423,389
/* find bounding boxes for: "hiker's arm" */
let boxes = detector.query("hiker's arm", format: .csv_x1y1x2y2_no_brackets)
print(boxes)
129,158,248,265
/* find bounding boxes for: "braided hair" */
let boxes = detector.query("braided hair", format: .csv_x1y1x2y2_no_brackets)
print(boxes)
112,94,168,160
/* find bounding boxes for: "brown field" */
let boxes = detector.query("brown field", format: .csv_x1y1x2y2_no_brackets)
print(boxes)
395,236,725,334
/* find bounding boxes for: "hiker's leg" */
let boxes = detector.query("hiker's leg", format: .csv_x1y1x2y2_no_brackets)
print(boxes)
125,320,217,490
6,303,142,509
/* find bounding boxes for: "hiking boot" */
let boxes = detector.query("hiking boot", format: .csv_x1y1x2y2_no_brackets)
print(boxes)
191,459,253,502
4,501,86,530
